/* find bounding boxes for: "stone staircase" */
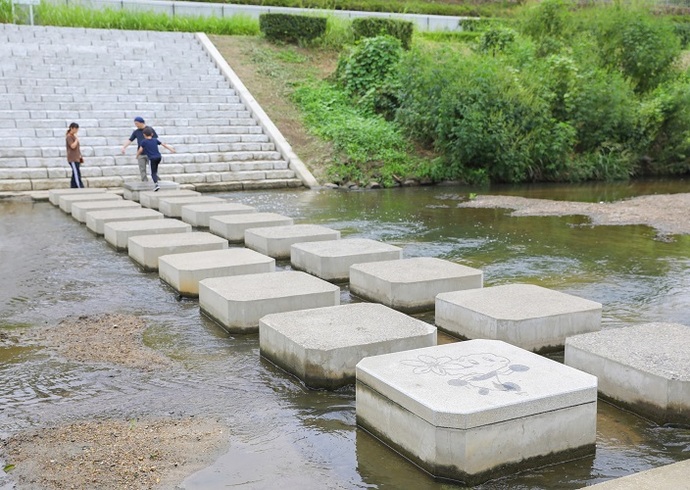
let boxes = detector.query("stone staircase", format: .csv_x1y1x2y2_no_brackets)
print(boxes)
0,24,310,192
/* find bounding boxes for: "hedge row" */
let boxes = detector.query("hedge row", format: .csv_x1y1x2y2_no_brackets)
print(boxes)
259,13,327,43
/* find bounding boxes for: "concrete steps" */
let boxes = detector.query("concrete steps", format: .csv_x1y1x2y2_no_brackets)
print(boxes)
0,24,308,191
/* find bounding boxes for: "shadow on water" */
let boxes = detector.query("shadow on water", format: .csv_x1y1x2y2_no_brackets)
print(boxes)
1,180,690,488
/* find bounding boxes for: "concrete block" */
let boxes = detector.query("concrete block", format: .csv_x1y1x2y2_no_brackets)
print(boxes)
565,323,690,424
587,459,690,489
58,192,121,213
436,284,602,352
180,202,256,228
0,179,32,191
86,208,163,235
104,218,191,251
158,195,225,218
49,187,106,205
159,248,275,297
123,180,178,201
245,224,341,260
209,212,294,243
291,238,403,282
260,303,436,390
199,271,339,333
139,189,200,209
71,199,141,223
128,231,227,272
350,257,483,313
356,340,597,485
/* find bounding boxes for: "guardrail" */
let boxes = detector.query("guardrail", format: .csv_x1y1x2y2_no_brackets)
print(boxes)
37,0,471,31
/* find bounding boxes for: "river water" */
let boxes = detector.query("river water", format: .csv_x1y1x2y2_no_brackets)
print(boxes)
1,181,689,489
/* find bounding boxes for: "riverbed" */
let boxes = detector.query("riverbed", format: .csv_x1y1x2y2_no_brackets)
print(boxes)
1,181,689,489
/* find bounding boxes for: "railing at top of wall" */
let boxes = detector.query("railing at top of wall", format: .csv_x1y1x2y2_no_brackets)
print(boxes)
15,0,473,31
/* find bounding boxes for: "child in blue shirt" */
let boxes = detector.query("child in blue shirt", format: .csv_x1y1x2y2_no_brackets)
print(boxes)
136,127,175,190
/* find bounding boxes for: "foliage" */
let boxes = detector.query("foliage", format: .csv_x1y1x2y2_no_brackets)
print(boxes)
0,0,14,23
417,31,481,43
182,0,516,19
291,80,414,186
336,36,402,96
259,13,327,44
351,17,414,50
476,27,516,56
32,4,259,34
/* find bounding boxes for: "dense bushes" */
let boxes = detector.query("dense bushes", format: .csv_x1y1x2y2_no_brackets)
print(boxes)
351,18,413,49
259,13,327,44
386,1,690,183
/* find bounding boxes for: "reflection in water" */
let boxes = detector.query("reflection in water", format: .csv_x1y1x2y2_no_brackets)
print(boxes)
1,181,689,488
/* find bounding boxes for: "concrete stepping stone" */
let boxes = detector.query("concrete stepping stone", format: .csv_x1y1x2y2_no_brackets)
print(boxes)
291,238,402,282
104,218,192,251
139,189,200,209
123,181,178,201
350,257,483,313
565,322,690,424
159,248,275,297
587,459,690,489
260,303,436,390
245,224,341,260
209,212,294,243
158,196,226,218
128,231,228,272
199,270,339,333
356,339,597,485
71,199,141,223
436,284,602,352
49,187,105,205
58,192,121,213
180,202,257,228
85,208,163,235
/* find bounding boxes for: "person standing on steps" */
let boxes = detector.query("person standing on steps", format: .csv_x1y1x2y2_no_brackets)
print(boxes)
136,128,175,191
66,122,84,188
121,116,158,182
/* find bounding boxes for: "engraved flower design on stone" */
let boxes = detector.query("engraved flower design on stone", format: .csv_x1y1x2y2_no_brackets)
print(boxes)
400,353,530,396
400,355,468,376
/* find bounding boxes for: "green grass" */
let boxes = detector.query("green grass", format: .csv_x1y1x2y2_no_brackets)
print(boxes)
33,2,259,35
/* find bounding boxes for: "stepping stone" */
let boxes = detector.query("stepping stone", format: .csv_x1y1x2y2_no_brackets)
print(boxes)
209,212,294,243
260,303,437,390
180,202,257,228
123,181,178,202
159,248,275,297
85,208,163,235
356,339,597,485
128,232,228,272
104,218,192,251
71,199,141,223
350,257,483,313
587,459,690,489
49,187,105,206
158,196,226,218
565,323,690,424
291,238,402,282
245,224,341,260
436,284,602,352
139,189,200,209
58,192,121,213
199,271,339,333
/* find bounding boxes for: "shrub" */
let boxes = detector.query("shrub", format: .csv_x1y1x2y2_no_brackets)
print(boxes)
336,36,403,103
259,13,327,44
351,17,413,50
476,27,516,57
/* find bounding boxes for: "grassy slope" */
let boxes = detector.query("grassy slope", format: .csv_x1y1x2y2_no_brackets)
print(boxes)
210,36,341,182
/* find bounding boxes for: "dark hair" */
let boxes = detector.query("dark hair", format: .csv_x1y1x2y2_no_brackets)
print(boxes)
143,127,153,137
66,122,79,135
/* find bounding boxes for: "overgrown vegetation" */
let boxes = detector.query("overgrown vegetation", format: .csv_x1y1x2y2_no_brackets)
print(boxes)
21,3,259,34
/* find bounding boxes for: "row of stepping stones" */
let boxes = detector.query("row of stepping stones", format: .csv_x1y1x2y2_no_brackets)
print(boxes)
49,187,690,485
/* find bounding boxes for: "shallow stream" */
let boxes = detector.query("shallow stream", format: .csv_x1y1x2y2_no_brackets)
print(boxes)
1,180,690,489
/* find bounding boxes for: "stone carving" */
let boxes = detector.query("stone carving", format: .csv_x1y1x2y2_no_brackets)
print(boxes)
401,353,530,396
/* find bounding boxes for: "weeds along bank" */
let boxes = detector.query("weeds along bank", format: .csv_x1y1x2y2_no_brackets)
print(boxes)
3,0,690,187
